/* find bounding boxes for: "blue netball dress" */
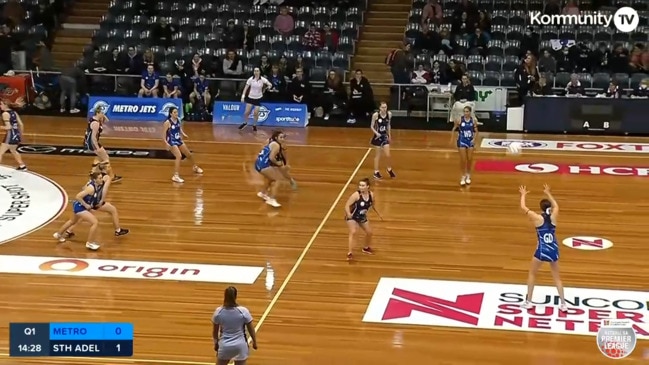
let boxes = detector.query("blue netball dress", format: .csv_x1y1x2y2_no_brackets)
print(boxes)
370,112,390,147
166,118,183,146
83,118,102,151
72,180,100,214
457,116,475,148
346,191,373,224
3,110,21,145
534,213,559,262
255,143,273,172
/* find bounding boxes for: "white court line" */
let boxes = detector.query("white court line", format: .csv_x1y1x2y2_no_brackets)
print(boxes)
0,147,373,365
22,132,649,158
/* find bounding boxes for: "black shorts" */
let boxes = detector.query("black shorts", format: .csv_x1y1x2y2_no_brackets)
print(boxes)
245,97,262,106
370,135,388,147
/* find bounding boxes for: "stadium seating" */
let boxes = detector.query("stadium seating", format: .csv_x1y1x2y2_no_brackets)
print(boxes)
5,0,49,49
405,0,648,88
89,0,364,83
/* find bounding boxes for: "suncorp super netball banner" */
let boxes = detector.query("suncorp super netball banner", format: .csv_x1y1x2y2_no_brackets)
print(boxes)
363,278,649,338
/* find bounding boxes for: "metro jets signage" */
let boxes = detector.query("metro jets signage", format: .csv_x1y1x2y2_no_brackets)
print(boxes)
363,278,649,338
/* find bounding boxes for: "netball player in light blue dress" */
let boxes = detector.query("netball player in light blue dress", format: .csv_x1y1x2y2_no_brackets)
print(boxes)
212,286,258,365
450,106,478,186
519,184,568,312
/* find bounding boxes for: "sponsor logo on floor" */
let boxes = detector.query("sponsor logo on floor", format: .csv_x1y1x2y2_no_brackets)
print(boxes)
475,161,649,177
0,255,264,284
562,236,614,250
16,144,186,160
0,166,68,245
363,278,649,338
481,139,649,154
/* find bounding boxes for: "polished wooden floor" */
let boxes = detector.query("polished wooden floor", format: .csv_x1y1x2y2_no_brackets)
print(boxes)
1,116,648,364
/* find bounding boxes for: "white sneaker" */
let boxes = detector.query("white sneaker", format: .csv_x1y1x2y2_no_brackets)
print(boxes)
60,108,66,113
53,232,65,243
521,301,533,309
257,192,269,201
558,303,567,312
266,199,281,208
85,242,100,250
193,165,203,174
172,175,184,183
70,108,80,114
460,176,466,186
465,176,472,184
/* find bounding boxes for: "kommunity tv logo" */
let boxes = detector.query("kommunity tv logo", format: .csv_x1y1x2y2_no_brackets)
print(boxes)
529,6,640,33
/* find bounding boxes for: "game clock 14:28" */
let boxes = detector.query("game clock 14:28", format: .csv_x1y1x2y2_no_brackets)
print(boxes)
16,344,42,352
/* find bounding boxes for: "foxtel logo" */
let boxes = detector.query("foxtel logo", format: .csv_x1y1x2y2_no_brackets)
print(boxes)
475,161,649,177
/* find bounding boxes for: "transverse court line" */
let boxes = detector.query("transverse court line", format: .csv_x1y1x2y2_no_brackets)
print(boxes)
0,147,373,365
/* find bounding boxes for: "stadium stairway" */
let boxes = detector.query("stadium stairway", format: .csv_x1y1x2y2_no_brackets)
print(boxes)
353,0,409,100
51,0,108,69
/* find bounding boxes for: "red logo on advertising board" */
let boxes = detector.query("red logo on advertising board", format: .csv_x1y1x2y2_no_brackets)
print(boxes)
381,288,484,325
474,161,649,177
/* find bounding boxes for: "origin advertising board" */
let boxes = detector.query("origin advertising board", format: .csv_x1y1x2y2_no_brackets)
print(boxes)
363,278,649,339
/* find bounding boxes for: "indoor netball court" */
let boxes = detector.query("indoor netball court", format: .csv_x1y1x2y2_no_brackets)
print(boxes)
0,116,647,364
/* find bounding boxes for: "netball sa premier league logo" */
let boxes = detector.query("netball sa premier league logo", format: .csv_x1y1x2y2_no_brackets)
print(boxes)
529,7,640,33
597,319,637,359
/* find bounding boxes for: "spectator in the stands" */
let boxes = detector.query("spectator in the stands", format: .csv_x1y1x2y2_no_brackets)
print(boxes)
142,48,156,70
414,23,440,53
138,64,159,98
347,69,374,124
421,0,442,26
562,0,579,15
85,48,107,74
277,55,289,75
59,65,84,113
288,67,310,110
390,42,410,85
475,11,490,39
190,71,211,107
321,70,346,120
411,64,431,84
2,0,24,28
190,53,205,77
120,46,142,75
31,41,54,71
531,75,552,96
520,27,539,58
439,27,455,56
572,42,591,73
630,44,646,73
274,7,295,36
451,12,473,38
447,59,465,84
609,44,630,74
242,21,258,51
0,25,12,73
288,55,308,79
302,23,322,51
151,18,175,48
538,49,556,74
430,61,447,84
631,78,649,98
222,50,243,78
454,0,478,21
450,74,476,121
556,46,575,73
589,42,610,73
106,48,124,74
222,20,243,50
514,54,540,104
468,28,488,57
600,80,621,98
173,58,191,89
258,55,271,77
33,3,56,48
321,24,339,52
642,49,649,71
543,0,561,15
565,74,584,96
161,73,182,98
266,64,287,102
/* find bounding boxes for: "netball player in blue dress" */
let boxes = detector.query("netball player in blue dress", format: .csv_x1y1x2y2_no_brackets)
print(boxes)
273,138,297,190
53,172,105,251
62,163,129,240
84,106,121,182
162,106,203,183
0,100,27,170
519,184,568,312
254,130,284,208
344,178,375,261
450,106,478,186
370,102,395,180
